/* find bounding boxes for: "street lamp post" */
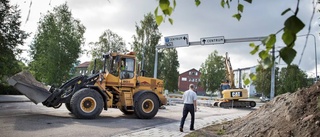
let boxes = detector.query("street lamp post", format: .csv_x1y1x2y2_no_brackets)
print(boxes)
298,34,318,83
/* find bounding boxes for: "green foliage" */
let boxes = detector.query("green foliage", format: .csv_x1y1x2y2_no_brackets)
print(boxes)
132,13,180,91
29,3,85,86
253,66,273,97
0,0,28,83
199,50,225,93
158,48,180,92
277,64,308,95
88,29,127,72
154,0,176,25
131,13,162,77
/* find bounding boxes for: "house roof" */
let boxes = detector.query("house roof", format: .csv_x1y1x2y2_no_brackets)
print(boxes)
76,61,91,68
179,68,201,75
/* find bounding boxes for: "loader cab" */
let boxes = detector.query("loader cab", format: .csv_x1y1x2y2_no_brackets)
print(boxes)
108,52,136,87
119,58,135,79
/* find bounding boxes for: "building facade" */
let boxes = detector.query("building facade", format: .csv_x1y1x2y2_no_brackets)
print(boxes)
178,68,205,95
75,61,91,76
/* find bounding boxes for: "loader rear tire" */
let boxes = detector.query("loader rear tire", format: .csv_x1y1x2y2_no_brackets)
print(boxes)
134,93,159,119
70,88,103,119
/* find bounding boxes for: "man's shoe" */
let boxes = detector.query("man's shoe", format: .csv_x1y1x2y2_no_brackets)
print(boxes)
190,128,195,131
180,127,183,132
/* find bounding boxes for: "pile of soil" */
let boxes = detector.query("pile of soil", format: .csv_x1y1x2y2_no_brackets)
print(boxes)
224,82,320,137
9,71,50,91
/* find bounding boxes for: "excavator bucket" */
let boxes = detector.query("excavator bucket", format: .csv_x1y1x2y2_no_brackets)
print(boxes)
8,71,52,104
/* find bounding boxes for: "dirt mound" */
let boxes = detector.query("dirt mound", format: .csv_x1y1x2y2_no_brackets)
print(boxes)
224,82,320,137
9,71,50,91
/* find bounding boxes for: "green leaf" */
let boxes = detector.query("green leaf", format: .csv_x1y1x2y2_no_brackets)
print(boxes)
284,15,305,34
221,0,225,8
226,0,230,8
163,9,169,15
156,15,163,26
250,46,259,55
154,7,158,16
256,65,262,72
259,50,269,60
168,18,173,24
232,13,241,21
249,43,256,48
265,34,276,50
168,7,173,15
262,57,272,69
282,31,295,47
195,0,201,6
159,0,170,11
281,8,291,16
249,73,256,81
244,78,251,85
238,4,244,13
244,0,252,4
261,37,267,45
280,47,296,65
173,0,176,8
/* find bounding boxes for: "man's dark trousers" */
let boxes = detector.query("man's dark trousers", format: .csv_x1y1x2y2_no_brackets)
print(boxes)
180,104,195,129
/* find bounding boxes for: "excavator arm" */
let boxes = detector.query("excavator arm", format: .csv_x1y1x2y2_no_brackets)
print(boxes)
225,52,235,89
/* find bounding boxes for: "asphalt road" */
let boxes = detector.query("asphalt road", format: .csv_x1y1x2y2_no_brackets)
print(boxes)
0,97,263,137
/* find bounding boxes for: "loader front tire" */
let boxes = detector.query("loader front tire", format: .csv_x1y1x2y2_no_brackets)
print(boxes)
70,88,103,119
134,93,159,119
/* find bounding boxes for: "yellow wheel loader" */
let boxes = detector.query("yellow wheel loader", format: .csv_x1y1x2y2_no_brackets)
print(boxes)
8,52,167,119
213,52,256,108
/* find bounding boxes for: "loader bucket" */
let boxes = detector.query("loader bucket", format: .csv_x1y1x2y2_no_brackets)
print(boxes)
8,71,52,104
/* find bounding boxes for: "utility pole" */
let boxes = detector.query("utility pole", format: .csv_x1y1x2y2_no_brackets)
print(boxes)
270,45,275,100
298,34,318,83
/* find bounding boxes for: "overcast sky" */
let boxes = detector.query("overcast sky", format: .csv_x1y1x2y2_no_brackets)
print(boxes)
11,0,320,77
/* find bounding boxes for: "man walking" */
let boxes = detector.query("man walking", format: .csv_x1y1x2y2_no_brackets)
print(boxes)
180,84,197,132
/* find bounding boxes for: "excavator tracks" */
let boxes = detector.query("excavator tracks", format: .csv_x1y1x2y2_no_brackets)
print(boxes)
213,100,256,108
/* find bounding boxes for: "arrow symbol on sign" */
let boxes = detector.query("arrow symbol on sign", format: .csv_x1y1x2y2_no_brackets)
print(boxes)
183,36,189,45
202,39,206,44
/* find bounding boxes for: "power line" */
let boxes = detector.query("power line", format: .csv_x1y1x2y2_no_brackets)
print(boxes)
298,0,317,66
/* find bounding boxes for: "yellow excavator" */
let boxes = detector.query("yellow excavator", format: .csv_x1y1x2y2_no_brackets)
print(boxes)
213,52,256,108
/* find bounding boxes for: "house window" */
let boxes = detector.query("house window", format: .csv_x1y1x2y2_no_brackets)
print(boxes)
189,72,191,75
181,77,187,81
195,79,198,82
195,72,198,75
79,70,82,73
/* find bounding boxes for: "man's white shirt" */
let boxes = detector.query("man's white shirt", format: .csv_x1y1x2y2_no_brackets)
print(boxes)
182,90,197,104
